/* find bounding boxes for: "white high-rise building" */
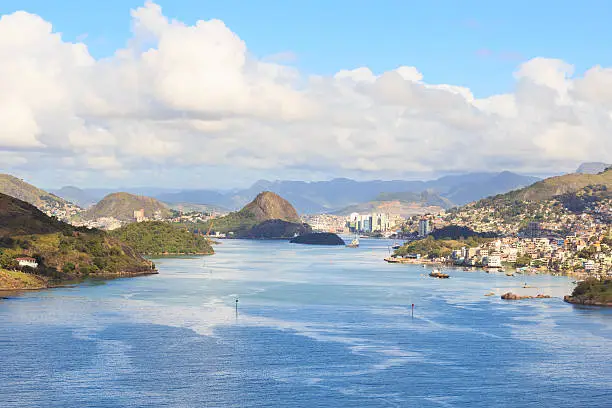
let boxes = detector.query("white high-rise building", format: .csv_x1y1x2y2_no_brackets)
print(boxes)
418,219,431,237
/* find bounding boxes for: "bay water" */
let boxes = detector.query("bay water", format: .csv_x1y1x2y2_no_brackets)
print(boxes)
1,239,611,407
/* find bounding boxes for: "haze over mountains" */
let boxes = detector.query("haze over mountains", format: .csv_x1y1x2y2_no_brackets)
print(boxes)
52,171,539,214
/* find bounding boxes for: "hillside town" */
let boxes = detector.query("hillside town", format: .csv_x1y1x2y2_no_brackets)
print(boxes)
393,193,612,277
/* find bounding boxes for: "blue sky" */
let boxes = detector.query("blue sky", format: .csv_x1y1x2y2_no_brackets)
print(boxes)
1,1,611,189
2,0,611,98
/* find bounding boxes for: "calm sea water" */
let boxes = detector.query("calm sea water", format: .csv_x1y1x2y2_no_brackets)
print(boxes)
1,239,611,407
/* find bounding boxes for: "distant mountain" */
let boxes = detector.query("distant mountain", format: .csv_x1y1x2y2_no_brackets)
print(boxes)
165,202,229,213
82,192,171,222
51,186,97,208
375,191,454,209
334,191,453,217
576,162,611,174
496,168,612,203
204,191,310,238
151,172,539,214
431,171,540,205
0,174,74,209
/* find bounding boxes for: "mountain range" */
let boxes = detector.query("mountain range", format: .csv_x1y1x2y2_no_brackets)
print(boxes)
149,171,540,214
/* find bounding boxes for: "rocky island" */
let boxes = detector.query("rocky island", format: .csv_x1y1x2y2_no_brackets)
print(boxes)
564,279,612,306
290,233,345,246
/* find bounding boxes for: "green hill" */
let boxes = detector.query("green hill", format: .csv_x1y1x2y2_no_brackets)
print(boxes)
564,278,612,306
0,174,76,210
82,192,171,222
111,221,214,255
0,193,153,289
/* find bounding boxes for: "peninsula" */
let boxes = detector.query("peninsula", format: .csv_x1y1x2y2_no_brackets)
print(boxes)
564,279,612,306
0,193,155,291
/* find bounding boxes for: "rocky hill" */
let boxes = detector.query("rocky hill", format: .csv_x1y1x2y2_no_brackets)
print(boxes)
0,193,153,290
201,191,308,238
82,192,171,222
241,191,301,223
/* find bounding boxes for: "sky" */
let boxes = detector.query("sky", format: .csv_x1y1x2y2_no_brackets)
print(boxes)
0,1,611,189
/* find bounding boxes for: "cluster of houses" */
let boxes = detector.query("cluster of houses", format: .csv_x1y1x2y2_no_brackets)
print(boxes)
444,233,612,275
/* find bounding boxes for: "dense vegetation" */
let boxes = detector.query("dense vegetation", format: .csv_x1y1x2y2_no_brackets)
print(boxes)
0,193,152,286
0,231,152,280
111,221,214,255
200,209,259,235
394,236,494,259
566,278,612,306
430,226,498,240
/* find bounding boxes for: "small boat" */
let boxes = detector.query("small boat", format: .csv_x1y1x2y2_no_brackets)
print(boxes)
346,236,359,248
484,292,495,297
429,269,450,279
505,272,515,277
391,238,401,250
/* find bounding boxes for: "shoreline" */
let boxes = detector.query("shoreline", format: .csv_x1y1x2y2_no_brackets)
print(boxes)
383,257,590,279
563,295,612,307
0,269,158,293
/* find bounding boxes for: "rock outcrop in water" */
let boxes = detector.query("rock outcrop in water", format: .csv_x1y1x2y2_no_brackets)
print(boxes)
290,233,345,246
501,292,551,300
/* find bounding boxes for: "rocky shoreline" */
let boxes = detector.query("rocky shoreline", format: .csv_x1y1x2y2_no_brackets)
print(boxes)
563,295,612,307
0,269,158,292
501,292,551,300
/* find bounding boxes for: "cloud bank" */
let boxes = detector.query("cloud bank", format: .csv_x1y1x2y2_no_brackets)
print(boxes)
0,1,611,185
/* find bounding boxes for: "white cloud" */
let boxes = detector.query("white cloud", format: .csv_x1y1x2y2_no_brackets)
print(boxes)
0,1,611,185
